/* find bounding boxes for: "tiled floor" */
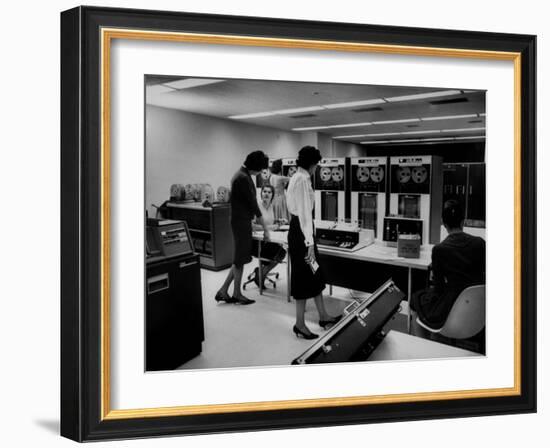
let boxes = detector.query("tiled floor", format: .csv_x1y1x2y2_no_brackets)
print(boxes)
179,264,408,370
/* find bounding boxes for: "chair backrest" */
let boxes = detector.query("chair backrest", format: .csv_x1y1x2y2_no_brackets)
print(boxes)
440,285,485,339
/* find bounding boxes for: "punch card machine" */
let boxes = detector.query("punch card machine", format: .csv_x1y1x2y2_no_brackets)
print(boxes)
384,155,443,245
350,157,387,239
314,157,347,222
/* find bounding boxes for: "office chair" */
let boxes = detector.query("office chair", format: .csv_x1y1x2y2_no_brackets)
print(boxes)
416,285,485,345
243,266,279,290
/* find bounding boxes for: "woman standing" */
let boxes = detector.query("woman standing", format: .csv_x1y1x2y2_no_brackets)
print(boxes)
269,159,290,223
215,150,270,305
286,146,340,339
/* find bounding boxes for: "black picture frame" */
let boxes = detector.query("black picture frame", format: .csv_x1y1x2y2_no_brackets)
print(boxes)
61,5,536,442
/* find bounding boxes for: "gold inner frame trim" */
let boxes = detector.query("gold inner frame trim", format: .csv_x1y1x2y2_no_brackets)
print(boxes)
100,28,522,421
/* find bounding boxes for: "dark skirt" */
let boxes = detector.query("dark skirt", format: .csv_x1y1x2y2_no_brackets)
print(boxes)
288,215,326,300
231,218,253,266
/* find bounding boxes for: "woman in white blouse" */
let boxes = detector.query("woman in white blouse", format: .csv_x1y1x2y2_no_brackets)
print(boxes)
286,146,341,339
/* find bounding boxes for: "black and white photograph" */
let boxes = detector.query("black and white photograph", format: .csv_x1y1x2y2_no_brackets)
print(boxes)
144,76,487,372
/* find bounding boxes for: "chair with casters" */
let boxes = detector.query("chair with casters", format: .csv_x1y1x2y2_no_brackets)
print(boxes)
243,266,279,290
416,285,486,351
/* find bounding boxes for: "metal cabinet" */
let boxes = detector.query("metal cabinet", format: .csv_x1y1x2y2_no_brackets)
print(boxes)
146,253,204,371
443,163,485,227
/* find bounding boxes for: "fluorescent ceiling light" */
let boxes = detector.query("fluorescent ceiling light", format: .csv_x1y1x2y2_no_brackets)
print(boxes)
441,127,485,133
421,137,455,142
163,78,225,90
230,106,323,120
229,111,279,119
421,114,478,121
384,90,462,102
324,98,386,109
292,122,372,132
330,122,372,129
147,84,176,94
292,125,333,131
276,106,324,114
371,118,420,125
336,132,400,138
401,130,441,135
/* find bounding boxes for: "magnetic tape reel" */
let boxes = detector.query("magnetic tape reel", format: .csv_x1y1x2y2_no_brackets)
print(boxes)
202,184,214,202
319,167,332,182
411,166,428,184
397,167,411,184
369,166,384,183
331,167,344,182
287,166,297,177
356,166,370,182
170,183,184,200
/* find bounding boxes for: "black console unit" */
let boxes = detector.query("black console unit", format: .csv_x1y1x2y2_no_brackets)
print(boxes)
146,253,204,371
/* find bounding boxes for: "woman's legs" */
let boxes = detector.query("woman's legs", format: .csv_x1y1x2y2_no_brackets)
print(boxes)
217,267,234,297
313,294,331,321
295,299,307,328
294,299,318,337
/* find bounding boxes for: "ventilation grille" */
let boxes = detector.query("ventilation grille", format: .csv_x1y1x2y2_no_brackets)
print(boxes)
290,113,317,119
352,107,383,113
429,98,468,105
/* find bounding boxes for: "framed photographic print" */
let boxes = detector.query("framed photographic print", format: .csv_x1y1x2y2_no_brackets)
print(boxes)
60,5,536,442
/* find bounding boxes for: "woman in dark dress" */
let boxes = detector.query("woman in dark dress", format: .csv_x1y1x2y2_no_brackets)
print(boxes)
215,151,270,305
286,146,341,339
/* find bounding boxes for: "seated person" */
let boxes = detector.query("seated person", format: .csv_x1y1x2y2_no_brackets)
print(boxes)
412,200,486,332
251,185,287,287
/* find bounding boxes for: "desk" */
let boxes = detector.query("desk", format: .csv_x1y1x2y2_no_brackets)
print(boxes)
369,330,480,361
253,231,432,332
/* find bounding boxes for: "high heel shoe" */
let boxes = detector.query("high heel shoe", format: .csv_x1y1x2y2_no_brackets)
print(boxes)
319,315,342,329
293,325,319,340
215,291,235,304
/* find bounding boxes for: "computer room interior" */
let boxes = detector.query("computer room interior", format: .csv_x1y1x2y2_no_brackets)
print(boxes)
144,76,486,372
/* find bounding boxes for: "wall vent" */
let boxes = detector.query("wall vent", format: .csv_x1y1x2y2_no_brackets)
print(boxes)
352,107,383,113
429,97,468,105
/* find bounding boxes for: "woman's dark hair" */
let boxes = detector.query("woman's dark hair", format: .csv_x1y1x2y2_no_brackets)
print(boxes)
244,150,269,172
442,199,464,229
296,145,322,169
260,184,275,205
270,159,283,175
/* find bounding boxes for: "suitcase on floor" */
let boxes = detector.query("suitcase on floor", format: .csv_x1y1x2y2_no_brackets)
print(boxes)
292,279,405,365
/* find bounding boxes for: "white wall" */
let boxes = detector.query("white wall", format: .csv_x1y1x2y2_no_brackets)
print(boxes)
146,105,311,213
3,1,546,448
146,106,365,214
